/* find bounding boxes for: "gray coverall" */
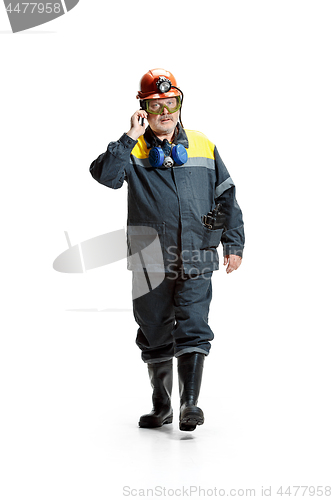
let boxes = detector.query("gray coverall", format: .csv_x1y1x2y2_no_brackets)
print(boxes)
90,124,245,362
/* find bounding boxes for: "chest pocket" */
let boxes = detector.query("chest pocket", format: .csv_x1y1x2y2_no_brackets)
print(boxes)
188,166,209,200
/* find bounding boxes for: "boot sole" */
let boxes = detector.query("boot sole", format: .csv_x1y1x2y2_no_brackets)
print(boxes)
138,414,173,428
179,407,204,431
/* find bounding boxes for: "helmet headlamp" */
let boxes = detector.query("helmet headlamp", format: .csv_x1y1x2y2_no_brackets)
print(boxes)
156,76,172,94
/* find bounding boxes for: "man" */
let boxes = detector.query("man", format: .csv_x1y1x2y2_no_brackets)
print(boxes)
90,68,245,432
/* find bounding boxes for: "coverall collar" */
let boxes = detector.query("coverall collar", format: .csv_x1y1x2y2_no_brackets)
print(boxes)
143,123,189,149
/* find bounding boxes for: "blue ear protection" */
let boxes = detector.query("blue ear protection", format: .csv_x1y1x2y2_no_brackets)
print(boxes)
148,143,188,168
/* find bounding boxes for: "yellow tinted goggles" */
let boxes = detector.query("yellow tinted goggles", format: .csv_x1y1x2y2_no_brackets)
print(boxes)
145,96,181,115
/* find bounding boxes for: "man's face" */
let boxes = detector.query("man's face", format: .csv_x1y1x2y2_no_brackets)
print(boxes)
146,97,180,137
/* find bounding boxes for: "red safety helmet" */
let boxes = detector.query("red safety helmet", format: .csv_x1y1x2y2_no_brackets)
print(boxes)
136,68,181,100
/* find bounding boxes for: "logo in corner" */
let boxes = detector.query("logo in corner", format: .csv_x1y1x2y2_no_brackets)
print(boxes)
3,1,80,33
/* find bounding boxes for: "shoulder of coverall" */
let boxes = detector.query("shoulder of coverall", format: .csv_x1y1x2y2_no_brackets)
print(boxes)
131,124,216,161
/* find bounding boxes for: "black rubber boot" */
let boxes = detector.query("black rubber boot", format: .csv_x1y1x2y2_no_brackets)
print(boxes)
178,352,205,431
139,359,173,428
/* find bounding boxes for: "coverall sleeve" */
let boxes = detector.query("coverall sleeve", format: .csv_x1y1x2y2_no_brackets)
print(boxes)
89,133,137,189
213,146,245,258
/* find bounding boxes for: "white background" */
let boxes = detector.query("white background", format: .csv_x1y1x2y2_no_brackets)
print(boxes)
1,1,332,499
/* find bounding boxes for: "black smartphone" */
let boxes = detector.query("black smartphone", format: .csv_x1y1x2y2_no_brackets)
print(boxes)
140,107,145,126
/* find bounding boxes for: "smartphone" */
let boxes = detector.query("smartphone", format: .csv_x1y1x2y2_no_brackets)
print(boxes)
140,108,145,126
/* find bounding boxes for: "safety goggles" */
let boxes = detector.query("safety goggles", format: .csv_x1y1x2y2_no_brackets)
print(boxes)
144,96,182,115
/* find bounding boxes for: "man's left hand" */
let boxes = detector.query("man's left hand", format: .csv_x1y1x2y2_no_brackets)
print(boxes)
223,254,242,274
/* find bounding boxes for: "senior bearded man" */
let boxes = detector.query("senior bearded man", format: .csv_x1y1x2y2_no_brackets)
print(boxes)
90,68,245,431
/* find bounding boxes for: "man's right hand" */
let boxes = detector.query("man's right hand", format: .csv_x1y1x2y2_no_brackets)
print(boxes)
126,110,148,141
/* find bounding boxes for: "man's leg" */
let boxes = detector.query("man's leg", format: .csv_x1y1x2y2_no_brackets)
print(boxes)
173,271,214,431
138,359,173,428
173,271,214,358
132,272,176,427
133,272,176,363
